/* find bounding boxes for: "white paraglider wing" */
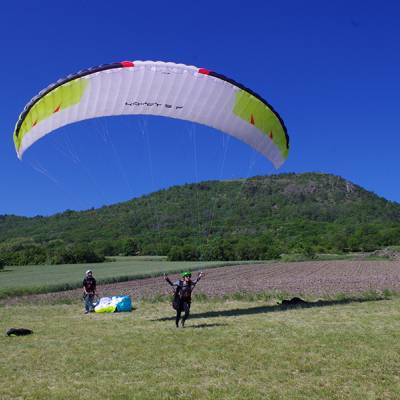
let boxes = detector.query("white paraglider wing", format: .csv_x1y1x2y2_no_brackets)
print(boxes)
13,61,289,168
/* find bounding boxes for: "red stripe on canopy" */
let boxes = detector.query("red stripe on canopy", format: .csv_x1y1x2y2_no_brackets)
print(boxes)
120,61,134,68
198,68,211,75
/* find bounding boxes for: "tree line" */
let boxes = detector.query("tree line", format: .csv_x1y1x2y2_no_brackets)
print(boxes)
1,173,400,265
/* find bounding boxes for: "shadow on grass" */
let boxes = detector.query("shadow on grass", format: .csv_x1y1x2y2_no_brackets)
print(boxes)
153,297,387,322
186,323,228,329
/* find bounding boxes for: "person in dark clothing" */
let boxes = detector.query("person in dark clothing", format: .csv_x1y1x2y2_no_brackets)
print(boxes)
83,269,97,314
164,271,204,327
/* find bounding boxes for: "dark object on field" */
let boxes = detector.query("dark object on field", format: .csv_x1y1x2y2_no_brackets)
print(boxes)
280,297,308,306
6,328,33,336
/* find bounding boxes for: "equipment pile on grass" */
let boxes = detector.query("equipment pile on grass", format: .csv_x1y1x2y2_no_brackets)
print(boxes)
94,295,132,313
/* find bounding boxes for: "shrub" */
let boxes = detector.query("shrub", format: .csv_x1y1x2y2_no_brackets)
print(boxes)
48,245,105,265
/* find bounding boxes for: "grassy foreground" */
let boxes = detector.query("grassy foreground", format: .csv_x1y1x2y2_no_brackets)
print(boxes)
1,297,400,399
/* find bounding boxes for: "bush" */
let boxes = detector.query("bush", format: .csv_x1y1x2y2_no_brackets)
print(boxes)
1,245,47,266
301,244,316,259
168,245,200,261
48,245,105,265
121,238,140,256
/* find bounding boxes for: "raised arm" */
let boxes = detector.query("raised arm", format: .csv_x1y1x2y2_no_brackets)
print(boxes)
164,274,178,287
191,271,204,285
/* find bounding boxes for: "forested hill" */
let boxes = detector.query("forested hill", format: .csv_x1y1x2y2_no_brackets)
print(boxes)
1,173,400,264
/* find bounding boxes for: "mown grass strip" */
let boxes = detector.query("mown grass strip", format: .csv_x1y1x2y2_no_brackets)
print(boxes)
0,260,266,300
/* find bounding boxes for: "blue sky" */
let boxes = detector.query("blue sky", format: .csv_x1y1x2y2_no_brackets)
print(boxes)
1,0,399,216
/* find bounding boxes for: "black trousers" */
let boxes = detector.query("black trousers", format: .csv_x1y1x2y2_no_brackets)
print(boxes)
176,301,191,326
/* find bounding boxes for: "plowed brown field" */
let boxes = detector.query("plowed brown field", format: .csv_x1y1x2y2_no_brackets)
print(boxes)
4,260,400,305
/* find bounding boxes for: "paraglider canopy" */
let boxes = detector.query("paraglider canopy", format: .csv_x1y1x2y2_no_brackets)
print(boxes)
13,60,289,168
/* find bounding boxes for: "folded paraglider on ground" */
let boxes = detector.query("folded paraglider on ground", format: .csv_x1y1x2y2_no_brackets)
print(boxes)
94,295,132,313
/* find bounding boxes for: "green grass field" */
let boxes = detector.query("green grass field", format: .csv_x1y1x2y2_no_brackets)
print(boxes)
0,257,246,299
1,296,400,399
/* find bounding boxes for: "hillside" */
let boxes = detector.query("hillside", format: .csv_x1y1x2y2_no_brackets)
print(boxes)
1,173,400,264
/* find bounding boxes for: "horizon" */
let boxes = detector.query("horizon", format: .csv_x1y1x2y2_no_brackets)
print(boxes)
2,171,397,218
2,1,400,216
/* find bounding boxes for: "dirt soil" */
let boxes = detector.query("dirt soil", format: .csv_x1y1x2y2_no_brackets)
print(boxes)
4,260,400,306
